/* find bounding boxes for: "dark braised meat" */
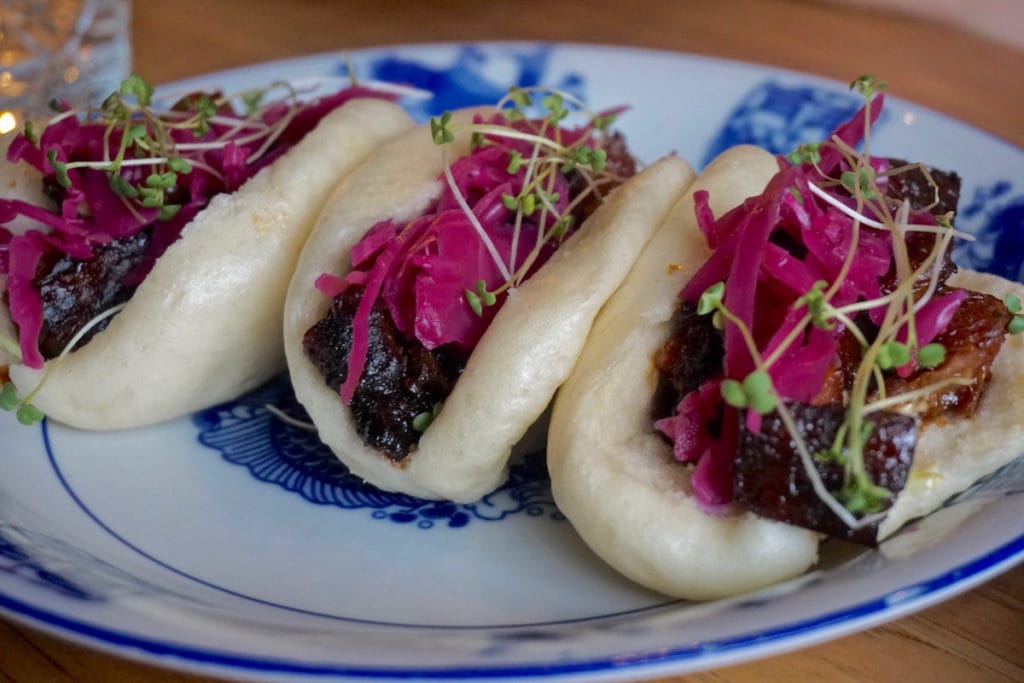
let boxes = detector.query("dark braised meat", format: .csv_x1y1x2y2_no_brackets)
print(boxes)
652,301,724,419
33,230,151,359
735,402,916,544
568,132,638,222
810,325,863,406
885,157,961,217
303,288,468,462
880,159,961,294
884,290,1012,418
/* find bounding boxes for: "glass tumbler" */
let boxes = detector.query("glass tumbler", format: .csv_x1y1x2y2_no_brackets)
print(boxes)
0,0,131,121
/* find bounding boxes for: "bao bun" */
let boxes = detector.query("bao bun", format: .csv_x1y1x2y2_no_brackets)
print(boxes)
5,98,413,429
285,108,696,501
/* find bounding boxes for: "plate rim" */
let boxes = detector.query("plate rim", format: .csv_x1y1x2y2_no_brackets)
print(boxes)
3,40,1023,681
0,534,1020,679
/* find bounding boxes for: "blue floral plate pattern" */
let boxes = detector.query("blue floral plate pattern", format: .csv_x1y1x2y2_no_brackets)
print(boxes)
1,43,1022,681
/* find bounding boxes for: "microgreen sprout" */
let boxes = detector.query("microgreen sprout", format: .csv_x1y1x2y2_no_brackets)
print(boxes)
507,150,523,174
550,215,574,240
430,111,455,145
23,120,39,145
470,131,488,149
793,280,836,330
1006,294,1024,335
876,341,911,370
721,372,777,414
849,74,887,99
464,279,498,317
786,142,822,166
23,72,354,224
917,343,947,368
591,112,617,131
120,73,154,106
0,381,44,425
508,86,532,108
697,282,725,315
241,91,264,116
433,85,625,312
46,150,71,188
412,402,443,433
541,93,569,121
840,167,877,199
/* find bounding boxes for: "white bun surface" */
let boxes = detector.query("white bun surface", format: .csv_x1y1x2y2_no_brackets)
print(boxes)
9,98,413,429
285,108,696,501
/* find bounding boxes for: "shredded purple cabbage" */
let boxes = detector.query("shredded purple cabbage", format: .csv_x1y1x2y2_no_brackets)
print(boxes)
335,112,603,404
660,95,963,509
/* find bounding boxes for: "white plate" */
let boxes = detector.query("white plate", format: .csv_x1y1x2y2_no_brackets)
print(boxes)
2,43,1023,682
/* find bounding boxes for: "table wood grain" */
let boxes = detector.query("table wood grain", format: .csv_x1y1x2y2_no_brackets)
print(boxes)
2,1,1022,681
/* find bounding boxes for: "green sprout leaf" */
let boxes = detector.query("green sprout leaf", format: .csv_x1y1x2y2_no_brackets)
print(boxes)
876,341,911,370
551,215,574,239
591,112,617,130
140,193,164,208
711,310,725,330
127,122,147,141
697,282,725,316
120,73,154,106
507,150,523,174
429,111,454,145
470,131,488,149
475,279,496,306
23,120,40,145
159,204,182,221
412,402,443,433
1009,316,1024,335
1005,294,1022,314
849,74,887,98
839,478,891,514
720,379,747,409
840,167,877,198
168,157,192,174
241,90,264,116
16,403,44,426
146,171,177,189
501,193,518,211
541,93,568,121
508,86,532,108
0,382,18,411
46,149,71,188
192,94,218,136
917,343,946,368
465,288,483,317
590,148,607,174
743,370,777,414
109,173,138,198
793,280,835,330
786,142,822,166
521,192,536,216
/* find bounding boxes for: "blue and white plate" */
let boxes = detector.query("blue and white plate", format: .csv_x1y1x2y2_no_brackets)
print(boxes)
2,43,1022,682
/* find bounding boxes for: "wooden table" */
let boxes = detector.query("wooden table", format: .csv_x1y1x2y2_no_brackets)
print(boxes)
2,1,1022,680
